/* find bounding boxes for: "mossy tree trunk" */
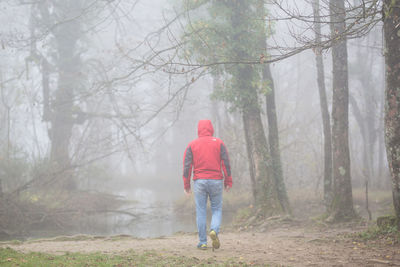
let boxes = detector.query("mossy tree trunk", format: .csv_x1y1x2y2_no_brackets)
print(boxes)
231,1,288,216
328,0,355,221
383,0,400,229
239,65,284,215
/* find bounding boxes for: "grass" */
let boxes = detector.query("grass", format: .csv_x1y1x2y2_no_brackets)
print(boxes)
0,240,22,246
0,247,271,267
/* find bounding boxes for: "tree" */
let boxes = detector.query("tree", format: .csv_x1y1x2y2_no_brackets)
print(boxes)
29,0,89,190
383,0,400,229
260,1,290,214
312,0,333,209
327,0,355,221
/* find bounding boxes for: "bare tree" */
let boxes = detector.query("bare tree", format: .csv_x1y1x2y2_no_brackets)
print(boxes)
261,0,290,214
312,0,332,210
327,0,355,222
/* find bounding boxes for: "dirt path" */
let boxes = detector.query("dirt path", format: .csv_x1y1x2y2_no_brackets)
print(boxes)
2,226,400,266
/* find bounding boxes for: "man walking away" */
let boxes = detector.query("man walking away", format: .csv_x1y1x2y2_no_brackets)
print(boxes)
182,119,233,250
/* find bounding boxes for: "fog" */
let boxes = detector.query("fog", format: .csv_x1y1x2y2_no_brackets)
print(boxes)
0,0,390,241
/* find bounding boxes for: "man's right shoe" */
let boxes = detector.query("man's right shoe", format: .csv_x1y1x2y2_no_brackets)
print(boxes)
197,243,207,250
209,230,220,249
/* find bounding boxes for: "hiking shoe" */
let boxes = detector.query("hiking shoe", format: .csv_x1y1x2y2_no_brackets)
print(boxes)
209,230,220,250
197,243,207,250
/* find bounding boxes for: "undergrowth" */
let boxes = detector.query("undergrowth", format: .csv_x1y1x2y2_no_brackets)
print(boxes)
354,215,400,244
356,225,400,243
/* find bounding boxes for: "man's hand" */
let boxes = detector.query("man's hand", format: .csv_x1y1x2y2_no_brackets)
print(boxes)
224,185,231,192
184,188,192,196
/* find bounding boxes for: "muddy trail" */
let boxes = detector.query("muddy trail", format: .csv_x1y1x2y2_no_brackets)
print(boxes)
2,223,399,267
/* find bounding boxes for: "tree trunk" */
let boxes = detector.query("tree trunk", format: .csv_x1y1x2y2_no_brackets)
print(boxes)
328,0,355,221
262,64,290,214
242,101,283,215
39,1,83,190
238,63,273,211
243,111,258,202
383,0,400,229
312,0,333,209
378,86,386,186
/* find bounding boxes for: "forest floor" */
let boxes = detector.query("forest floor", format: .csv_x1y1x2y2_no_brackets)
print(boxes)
1,222,400,266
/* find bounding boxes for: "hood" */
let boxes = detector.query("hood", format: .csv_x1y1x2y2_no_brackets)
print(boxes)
197,120,214,137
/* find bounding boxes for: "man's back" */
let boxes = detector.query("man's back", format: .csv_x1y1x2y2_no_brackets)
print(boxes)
182,120,232,190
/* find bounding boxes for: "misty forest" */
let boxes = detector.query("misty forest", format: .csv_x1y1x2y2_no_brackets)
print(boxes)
0,0,400,266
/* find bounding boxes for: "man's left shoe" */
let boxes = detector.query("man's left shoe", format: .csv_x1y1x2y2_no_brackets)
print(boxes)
209,230,220,250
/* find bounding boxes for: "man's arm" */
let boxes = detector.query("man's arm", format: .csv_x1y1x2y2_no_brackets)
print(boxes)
182,145,193,192
220,143,232,189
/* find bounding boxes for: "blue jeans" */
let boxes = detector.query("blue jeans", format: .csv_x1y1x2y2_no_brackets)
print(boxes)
193,179,223,245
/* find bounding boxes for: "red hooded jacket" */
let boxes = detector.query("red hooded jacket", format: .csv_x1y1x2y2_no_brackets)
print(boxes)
182,120,233,191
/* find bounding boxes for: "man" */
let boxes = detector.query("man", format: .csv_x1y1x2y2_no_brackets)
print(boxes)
182,119,233,250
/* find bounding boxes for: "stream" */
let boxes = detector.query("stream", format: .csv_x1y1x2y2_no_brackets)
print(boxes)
26,186,234,240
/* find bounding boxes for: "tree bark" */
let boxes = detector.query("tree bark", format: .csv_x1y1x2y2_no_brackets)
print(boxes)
312,0,333,209
383,0,400,229
328,0,355,221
